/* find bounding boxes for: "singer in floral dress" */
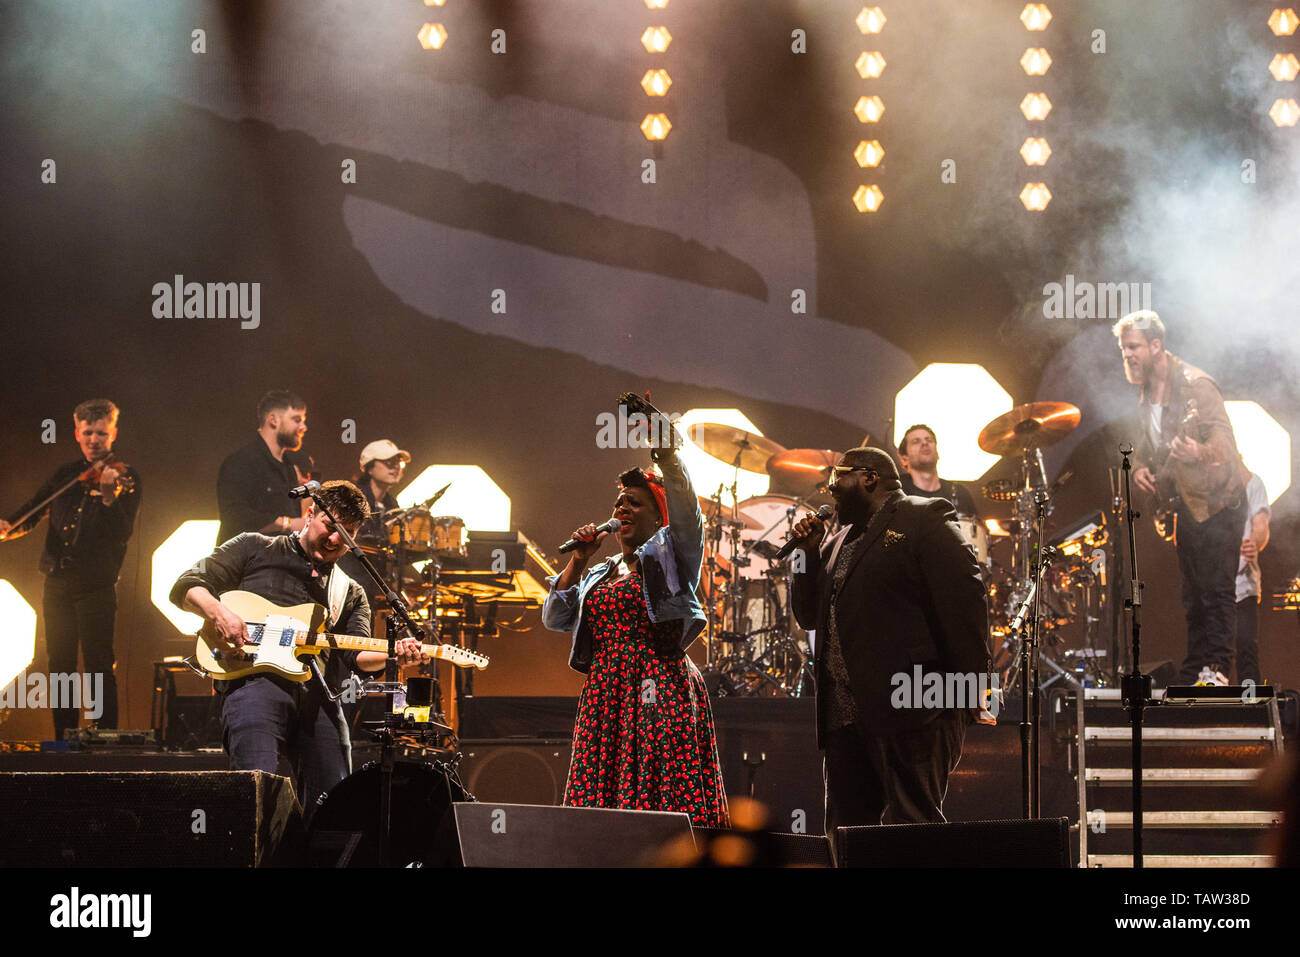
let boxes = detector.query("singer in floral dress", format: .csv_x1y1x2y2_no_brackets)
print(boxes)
542,448,728,828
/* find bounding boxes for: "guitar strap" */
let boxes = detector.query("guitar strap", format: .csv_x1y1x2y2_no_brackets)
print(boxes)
325,565,349,630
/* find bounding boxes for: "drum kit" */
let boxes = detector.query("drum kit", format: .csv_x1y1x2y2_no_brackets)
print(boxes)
974,401,1118,693
688,399,1118,699
687,424,828,698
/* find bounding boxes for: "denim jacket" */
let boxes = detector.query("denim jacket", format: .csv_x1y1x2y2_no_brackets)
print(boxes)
542,451,706,673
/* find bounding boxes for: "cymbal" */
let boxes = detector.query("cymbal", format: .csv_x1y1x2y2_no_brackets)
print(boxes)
766,449,837,493
687,423,786,472
977,402,1080,456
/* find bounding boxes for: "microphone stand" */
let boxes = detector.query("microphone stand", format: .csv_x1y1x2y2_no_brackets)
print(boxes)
304,488,430,869
1117,444,1151,869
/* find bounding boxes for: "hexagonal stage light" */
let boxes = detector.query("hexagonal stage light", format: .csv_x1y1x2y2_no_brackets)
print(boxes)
1269,98,1300,127
1020,4,1052,30
1225,401,1291,504
1020,48,1052,76
855,51,886,79
641,26,672,53
417,23,448,50
1020,137,1051,165
893,364,1013,480
1020,92,1052,120
152,520,220,634
854,95,885,123
856,7,886,33
678,409,771,509
641,113,672,140
1269,52,1300,81
1269,8,1299,36
399,465,511,531
853,184,884,212
641,69,672,96
1020,182,1052,210
0,580,37,689
854,140,885,168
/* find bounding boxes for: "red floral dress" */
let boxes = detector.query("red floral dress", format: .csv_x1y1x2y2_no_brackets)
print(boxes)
564,570,729,827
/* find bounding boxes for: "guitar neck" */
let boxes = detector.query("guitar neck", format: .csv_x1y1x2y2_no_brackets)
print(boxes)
294,630,422,655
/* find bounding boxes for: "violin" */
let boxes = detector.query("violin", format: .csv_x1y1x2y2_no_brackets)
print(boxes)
79,453,136,496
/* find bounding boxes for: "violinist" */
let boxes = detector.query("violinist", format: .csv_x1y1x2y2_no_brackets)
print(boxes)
0,399,142,741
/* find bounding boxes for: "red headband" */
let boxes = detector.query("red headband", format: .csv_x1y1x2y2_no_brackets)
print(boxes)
627,470,669,527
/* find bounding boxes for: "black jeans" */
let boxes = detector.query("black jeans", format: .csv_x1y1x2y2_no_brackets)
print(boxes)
1175,499,1246,683
823,711,967,837
221,674,351,823
1235,597,1261,685
42,576,118,741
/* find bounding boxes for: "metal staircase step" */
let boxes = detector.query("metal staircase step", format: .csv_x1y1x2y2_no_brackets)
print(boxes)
1085,810,1280,828
1086,767,1261,786
1087,853,1273,868
1083,726,1274,744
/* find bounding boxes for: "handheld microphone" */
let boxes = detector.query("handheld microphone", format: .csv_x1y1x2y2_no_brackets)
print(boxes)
774,504,835,561
558,518,622,554
288,480,321,499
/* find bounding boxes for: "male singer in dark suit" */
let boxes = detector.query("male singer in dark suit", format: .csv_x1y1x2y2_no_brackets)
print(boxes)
790,448,990,834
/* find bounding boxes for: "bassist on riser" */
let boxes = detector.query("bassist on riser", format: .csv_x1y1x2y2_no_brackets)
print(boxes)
170,479,428,819
1113,310,1249,685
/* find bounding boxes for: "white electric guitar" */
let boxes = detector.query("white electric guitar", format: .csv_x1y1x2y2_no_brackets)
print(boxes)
194,590,489,682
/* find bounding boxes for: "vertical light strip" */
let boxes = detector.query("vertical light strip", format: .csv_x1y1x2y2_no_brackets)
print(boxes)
853,7,886,212
1268,8,1300,126
641,3,672,140
1019,4,1052,210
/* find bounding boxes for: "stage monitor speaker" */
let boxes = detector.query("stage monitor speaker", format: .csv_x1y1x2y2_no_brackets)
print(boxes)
457,738,571,805
834,816,1071,868
0,770,299,867
454,802,692,867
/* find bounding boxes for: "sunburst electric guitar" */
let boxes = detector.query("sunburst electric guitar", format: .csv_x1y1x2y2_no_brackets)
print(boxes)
194,590,489,681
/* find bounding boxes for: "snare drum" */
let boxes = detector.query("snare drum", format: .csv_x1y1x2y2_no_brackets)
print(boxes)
955,517,989,566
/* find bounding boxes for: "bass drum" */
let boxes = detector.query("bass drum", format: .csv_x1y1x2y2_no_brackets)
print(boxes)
309,760,470,867
733,494,814,581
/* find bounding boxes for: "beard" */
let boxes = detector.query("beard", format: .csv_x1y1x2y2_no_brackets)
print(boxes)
276,426,303,450
1123,355,1154,386
834,490,871,526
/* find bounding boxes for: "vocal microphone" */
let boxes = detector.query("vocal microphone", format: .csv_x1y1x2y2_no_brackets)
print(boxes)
288,480,321,499
774,505,835,561
558,518,622,554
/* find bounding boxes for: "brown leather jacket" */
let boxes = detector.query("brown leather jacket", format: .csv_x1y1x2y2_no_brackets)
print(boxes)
1137,353,1248,523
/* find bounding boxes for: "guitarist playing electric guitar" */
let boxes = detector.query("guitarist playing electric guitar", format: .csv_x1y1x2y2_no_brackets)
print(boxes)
170,479,428,819
1114,310,1249,686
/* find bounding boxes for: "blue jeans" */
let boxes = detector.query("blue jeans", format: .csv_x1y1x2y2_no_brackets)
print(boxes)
221,674,351,823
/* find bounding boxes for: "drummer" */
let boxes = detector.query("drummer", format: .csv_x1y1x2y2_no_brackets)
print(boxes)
353,439,411,517
339,439,412,594
892,425,980,518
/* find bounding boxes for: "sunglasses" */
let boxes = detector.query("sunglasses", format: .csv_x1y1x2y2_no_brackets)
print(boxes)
377,456,407,469
830,465,877,479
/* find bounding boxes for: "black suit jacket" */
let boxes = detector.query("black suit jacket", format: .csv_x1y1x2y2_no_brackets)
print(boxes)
792,492,990,743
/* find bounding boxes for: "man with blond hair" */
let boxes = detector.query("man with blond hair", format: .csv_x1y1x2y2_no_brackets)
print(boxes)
1112,310,1249,685
0,399,141,739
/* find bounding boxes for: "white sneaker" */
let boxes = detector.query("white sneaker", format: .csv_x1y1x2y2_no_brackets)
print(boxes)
1195,666,1229,687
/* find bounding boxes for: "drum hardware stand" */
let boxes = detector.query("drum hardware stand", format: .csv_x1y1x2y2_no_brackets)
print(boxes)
1014,488,1065,819
309,489,432,869
1117,443,1153,869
